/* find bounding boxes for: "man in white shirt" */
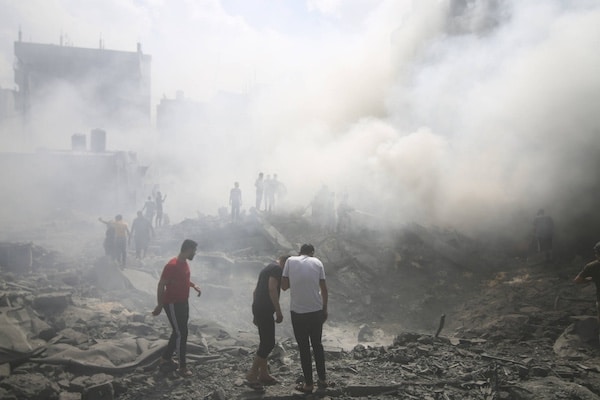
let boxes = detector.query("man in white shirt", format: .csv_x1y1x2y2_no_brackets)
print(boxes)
281,244,329,393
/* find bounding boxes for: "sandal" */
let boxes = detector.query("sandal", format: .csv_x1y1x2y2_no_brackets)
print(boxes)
294,383,313,394
244,380,265,392
158,358,178,370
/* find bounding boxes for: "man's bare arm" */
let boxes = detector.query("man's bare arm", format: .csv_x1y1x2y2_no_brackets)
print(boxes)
152,279,167,315
281,276,290,291
320,279,328,322
269,277,283,323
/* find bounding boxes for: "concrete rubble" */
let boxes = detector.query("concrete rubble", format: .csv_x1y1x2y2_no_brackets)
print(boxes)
1,211,600,399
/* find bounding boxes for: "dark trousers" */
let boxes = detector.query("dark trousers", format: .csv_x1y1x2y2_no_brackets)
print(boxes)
254,310,276,359
291,310,325,385
163,302,189,368
231,204,240,222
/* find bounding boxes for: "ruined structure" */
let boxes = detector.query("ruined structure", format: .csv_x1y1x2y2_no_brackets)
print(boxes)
13,31,151,130
0,131,148,221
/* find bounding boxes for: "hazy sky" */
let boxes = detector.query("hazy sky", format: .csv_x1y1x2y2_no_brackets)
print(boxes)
1,0,600,242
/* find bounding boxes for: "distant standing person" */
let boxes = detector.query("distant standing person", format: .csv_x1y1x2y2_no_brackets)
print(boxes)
245,255,290,391
130,211,154,259
273,174,287,205
155,191,167,227
142,196,156,223
255,172,264,210
533,209,554,262
99,217,116,259
152,239,201,377
264,174,275,213
281,244,329,394
229,182,242,223
574,242,600,328
99,215,130,268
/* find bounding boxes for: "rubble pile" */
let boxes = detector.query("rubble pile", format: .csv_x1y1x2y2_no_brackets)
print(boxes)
1,211,600,399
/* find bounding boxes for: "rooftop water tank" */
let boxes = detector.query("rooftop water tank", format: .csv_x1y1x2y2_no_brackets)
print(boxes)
90,129,106,152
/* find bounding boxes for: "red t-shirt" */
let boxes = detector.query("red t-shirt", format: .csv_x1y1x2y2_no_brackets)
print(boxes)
160,257,191,304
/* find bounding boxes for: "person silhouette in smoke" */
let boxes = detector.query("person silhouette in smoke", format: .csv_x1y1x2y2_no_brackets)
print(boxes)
152,239,201,377
142,196,156,223
155,191,167,227
99,215,130,268
245,255,290,391
130,211,154,259
264,174,275,213
99,217,116,260
255,172,264,211
229,182,242,223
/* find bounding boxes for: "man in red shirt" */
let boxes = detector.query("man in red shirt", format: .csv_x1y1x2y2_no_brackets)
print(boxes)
152,239,201,377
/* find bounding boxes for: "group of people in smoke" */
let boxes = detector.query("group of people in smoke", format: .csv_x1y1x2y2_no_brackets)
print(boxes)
99,191,167,266
230,173,353,234
152,240,331,393
228,173,287,223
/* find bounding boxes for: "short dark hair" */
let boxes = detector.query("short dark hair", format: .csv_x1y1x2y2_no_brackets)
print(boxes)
181,239,198,253
299,244,314,255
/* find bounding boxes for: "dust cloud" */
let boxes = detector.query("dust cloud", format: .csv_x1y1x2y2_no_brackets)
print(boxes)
1,0,599,253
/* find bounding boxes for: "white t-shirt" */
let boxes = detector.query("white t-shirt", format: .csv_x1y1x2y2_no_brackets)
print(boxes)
282,255,326,314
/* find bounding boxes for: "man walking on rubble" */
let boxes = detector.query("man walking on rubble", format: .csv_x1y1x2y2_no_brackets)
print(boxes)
281,244,329,393
245,255,290,391
99,215,130,268
152,239,201,377
574,242,600,330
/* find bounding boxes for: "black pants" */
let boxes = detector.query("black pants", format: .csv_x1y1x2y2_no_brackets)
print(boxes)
254,309,276,359
291,310,325,385
163,302,189,368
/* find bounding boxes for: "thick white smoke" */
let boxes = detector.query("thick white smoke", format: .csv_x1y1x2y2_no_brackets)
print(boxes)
1,0,599,252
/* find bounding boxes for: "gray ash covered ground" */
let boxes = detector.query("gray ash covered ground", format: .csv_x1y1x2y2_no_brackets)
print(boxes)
1,210,600,399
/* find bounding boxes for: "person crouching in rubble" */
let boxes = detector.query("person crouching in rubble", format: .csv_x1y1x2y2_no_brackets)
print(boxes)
152,239,201,377
574,242,600,329
245,255,290,391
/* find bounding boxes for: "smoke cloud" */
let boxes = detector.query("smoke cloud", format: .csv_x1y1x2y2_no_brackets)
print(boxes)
1,0,599,253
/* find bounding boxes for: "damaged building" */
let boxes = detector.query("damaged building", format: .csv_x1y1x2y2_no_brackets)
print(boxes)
13,30,151,131
0,129,148,222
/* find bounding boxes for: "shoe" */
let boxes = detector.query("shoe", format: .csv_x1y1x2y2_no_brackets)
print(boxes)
259,376,279,386
244,380,265,392
178,368,192,377
295,383,313,394
317,379,334,389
